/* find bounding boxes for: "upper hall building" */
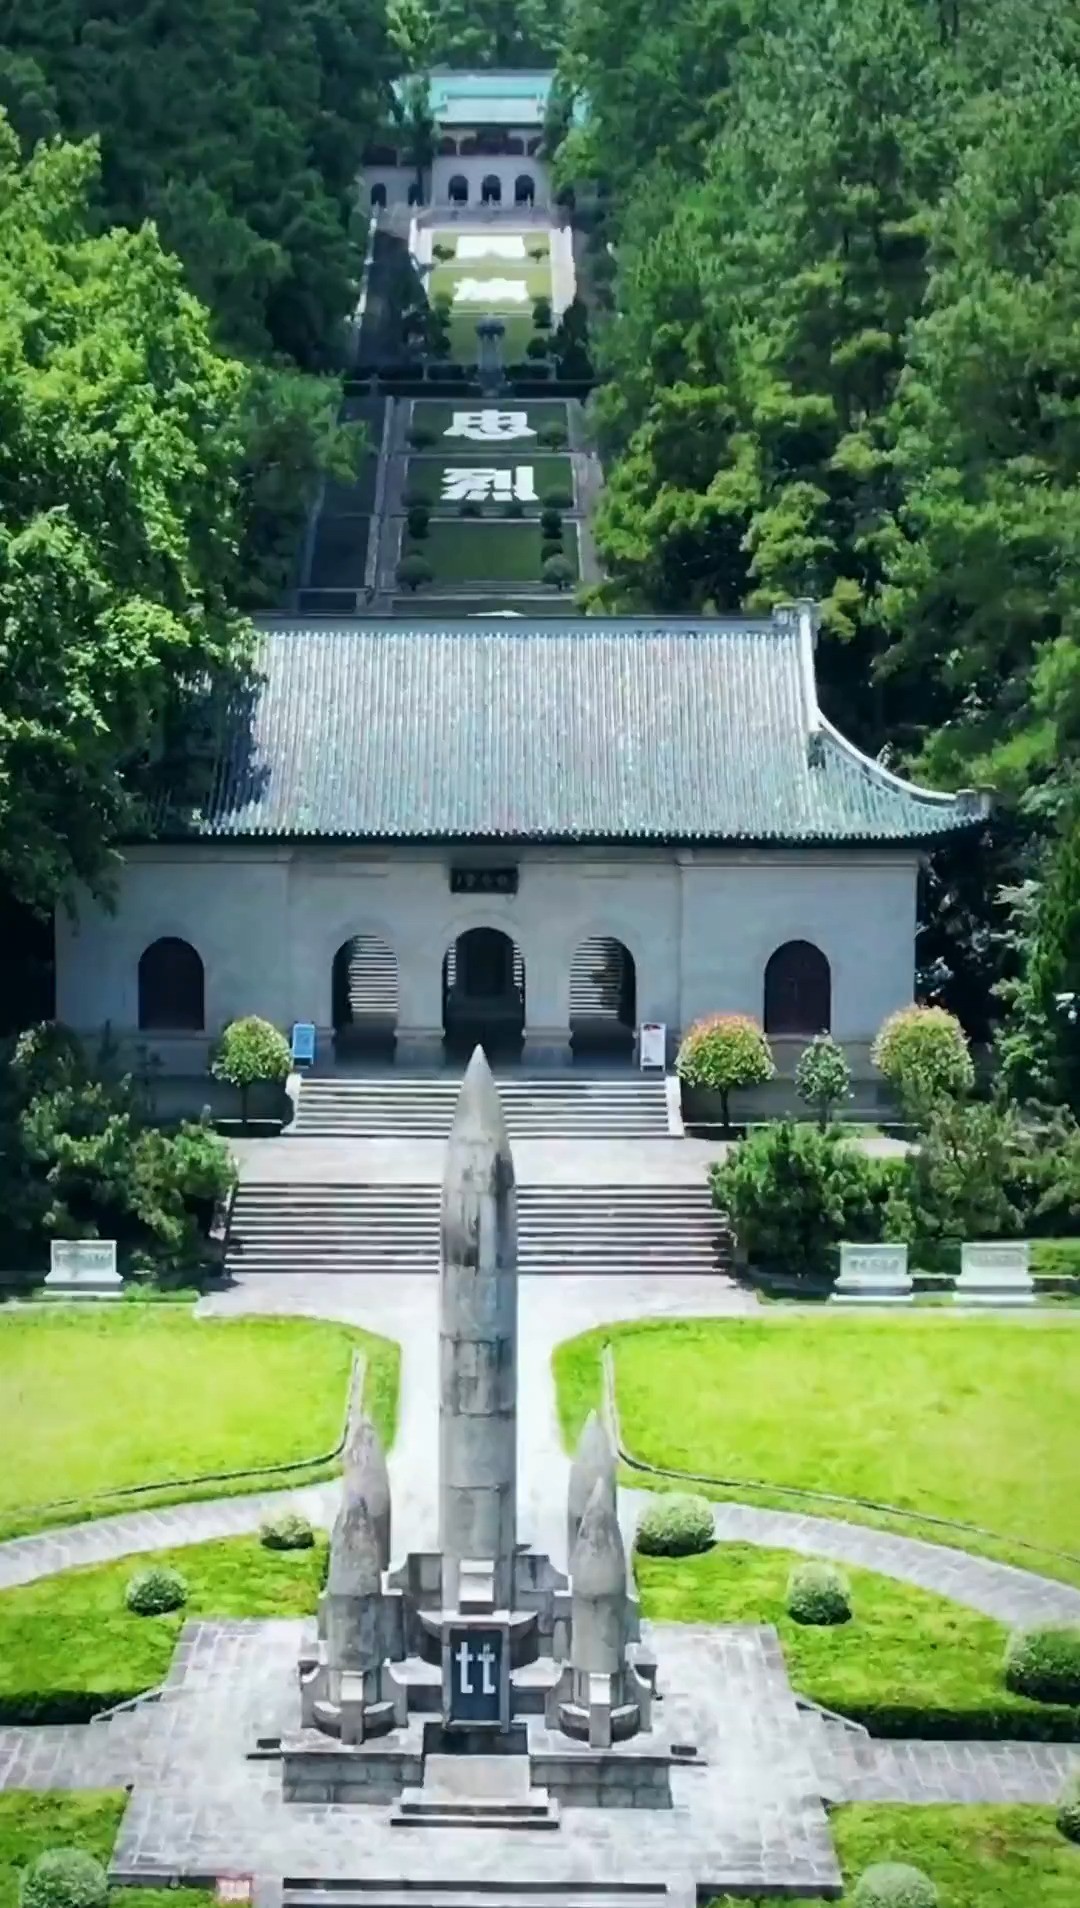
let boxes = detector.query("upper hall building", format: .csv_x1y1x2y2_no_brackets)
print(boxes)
363,69,562,213
56,606,986,1084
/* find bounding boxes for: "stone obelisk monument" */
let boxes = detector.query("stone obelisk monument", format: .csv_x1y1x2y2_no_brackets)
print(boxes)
438,1043,518,1614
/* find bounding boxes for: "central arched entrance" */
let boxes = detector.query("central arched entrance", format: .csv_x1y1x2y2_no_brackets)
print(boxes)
443,927,524,1061
570,936,636,1057
332,934,399,1057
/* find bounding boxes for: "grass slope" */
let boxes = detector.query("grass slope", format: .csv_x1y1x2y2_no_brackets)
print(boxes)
403,453,572,509
412,399,568,439
637,1544,1079,1737
0,1309,399,1541
0,1533,327,1722
555,1314,1080,1581
0,1792,205,1908
404,520,578,583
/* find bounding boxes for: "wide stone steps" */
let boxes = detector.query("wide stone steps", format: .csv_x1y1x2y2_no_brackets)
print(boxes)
284,1886,670,1908
226,1183,732,1278
292,1077,671,1140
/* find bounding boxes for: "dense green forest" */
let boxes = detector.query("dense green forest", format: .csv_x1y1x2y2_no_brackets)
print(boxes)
555,0,1080,1082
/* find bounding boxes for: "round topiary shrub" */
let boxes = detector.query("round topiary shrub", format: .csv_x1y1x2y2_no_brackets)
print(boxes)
433,241,454,261
1056,1768,1080,1843
396,553,432,592
459,498,483,518
20,1849,110,1908
676,1012,775,1133
406,503,430,539
540,505,563,540
533,296,552,328
537,421,568,448
125,1566,188,1616
503,499,526,519
634,1494,714,1557
541,485,574,510
407,424,436,448
526,334,550,360
541,554,574,590
1004,1625,1080,1704
260,1512,315,1551
871,1004,973,1121
786,1561,852,1626
852,1864,938,1908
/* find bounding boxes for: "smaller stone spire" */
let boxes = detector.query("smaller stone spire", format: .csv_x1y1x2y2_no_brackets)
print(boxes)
567,1409,616,1565
342,1414,391,1570
327,1495,382,1599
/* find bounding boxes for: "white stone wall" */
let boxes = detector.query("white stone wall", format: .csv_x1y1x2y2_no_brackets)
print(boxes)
55,842,919,1072
429,155,549,208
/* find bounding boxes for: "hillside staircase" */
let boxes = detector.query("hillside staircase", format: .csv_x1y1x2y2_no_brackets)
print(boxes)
225,1181,731,1279
283,1884,674,1908
291,1075,672,1140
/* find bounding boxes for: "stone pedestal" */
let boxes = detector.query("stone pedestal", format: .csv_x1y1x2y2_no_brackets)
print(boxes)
44,1240,123,1299
830,1242,912,1304
955,1240,1035,1306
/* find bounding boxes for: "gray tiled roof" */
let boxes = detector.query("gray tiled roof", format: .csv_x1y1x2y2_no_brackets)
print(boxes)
172,615,982,845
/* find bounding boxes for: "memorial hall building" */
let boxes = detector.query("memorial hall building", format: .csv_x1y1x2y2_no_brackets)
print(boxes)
363,70,561,212
56,606,984,1077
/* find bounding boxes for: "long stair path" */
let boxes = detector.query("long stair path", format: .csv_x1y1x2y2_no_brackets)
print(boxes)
291,1074,672,1139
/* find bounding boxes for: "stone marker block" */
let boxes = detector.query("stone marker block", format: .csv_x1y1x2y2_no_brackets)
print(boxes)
955,1240,1035,1306
44,1239,123,1298
830,1242,912,1304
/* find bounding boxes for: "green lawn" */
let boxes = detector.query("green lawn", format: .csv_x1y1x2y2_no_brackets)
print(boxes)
718,1806,1080,1907
0,1533,326,1722
445,310,543,364
555,1314,1080,1582
403,453,573,510
404,520,579,584
0,1792,206,1908
430,229,549,260
0,1308,399,1540
637,1543,1079,1738
429,257,552,304
412,398,569,440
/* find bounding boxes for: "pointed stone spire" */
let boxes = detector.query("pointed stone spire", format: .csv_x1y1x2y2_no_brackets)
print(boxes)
342,1414,391,1571
567,1409,617,1565
327,1494,382,1598
570,1476,628,1676
439,1042,518,1612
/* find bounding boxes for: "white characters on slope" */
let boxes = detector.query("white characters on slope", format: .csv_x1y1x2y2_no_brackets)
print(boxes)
440,466,537,504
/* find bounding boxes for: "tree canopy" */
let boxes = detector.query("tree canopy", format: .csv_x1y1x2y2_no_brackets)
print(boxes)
556,0,1080,1046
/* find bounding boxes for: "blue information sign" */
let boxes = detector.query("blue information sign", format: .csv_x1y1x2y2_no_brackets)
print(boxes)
446,1625,504,1726
291,1022,316,1066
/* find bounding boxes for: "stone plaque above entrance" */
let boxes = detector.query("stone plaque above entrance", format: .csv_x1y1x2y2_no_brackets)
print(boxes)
450,867,518,894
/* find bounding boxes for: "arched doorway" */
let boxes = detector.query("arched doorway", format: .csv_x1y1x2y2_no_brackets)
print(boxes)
480,173,502,205
332,934,399,1056
407,181,423,206
570,937,636,1057
514,174,535,206
443,927,524,1060
448,174,468,204
763,940,831,1035
138,937,204,1032
369,182,387,209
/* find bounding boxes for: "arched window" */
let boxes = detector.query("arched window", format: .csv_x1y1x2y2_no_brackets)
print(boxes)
138,938,204,1032
369,182,387,209
480,173,502,205
448,173,469,204
514,173,535,206
763,941,831,1036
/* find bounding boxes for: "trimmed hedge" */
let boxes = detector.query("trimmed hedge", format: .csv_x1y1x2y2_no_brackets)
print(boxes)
634,1494,714,1557
786,1561,852,1626
124,1566,187,1615
259,1511,315,1551
1005,1624,1080,1703
852,1864,938,1908
1057,1768,1080,1843
20,1850,110,1908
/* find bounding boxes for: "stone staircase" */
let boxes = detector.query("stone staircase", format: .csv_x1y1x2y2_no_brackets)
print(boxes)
292,1076,671,1139
225,1182,732,1278
283,1884,672,1908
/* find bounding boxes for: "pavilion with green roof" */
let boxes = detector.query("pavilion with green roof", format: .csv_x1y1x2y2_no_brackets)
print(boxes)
55,605,985,1078
365,67,571,211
